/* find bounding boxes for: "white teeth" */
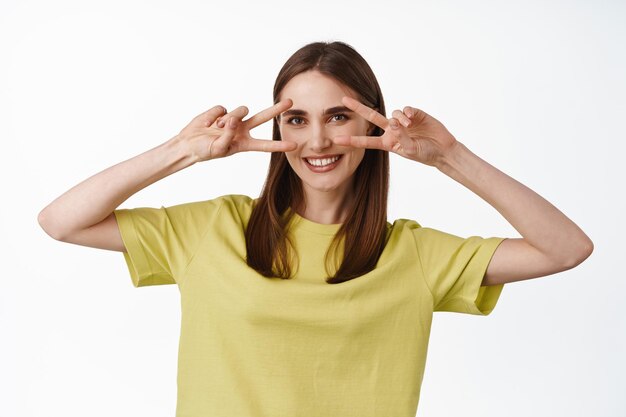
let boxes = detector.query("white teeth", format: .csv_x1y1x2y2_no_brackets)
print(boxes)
306,156,340,167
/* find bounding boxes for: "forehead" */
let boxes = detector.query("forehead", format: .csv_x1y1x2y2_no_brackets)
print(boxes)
279,70,358,107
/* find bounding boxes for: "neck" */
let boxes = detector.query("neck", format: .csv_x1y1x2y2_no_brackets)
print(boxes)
297,184,355,225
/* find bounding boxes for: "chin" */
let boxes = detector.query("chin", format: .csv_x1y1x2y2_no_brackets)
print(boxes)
303,180,338,192
309,185,340,193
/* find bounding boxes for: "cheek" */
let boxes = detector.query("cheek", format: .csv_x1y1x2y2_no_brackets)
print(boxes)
337,122,369,142
278,129,295,154
284,151,298,167
280,127,306,146
284,147,304,170
352,149,366,166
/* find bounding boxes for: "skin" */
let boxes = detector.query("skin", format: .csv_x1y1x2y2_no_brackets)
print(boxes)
41,77,593,287
333,95,594,285
189,70,593,286
276,70,376,225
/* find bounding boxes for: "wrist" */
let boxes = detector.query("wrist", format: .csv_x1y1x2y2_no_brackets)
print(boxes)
165,135,199,166
434,140,466,173
158,135,199,172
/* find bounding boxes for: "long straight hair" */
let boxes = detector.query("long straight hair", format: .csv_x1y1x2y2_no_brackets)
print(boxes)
245,41,390,284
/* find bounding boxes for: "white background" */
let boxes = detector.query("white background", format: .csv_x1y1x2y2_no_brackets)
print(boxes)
2,0,624,416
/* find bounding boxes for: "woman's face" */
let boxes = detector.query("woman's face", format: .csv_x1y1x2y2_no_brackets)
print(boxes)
278,70,373,198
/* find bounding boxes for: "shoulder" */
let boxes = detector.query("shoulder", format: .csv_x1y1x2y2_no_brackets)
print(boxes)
388,218,475,249
171,193,255,210
197,194,257,227
215,194,256,218
387,217,423,234
161,194,256,223
383,217,424,248
387,217,463,241
386,218,465,249
217,194,256,209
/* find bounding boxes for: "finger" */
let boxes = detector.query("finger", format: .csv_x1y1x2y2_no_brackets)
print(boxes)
244,98,294,130
388,117,416,154
217,105,249,128
212,116,240,153
217,105,248,128
237,138,298,153
341,96,389,130
193,105,227,128
392,109,412,127
333,134,386,150
404,106,426,122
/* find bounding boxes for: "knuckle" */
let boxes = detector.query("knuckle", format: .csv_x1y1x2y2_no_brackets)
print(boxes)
211,141,223,153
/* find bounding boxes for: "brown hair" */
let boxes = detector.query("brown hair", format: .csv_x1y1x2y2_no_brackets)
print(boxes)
245,41,390,284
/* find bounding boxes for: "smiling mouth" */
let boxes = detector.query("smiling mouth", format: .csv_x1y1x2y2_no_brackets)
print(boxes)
302,154,343,173
303,155,343,167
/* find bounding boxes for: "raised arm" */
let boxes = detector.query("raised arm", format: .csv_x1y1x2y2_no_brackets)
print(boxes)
37,100,296,251
37,133,195,251
434,141,593,285
334,96,594,286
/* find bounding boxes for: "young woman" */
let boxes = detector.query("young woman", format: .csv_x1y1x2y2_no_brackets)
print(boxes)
38,41,593,416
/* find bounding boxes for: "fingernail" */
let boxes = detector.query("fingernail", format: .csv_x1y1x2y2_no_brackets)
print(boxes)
217,119,225,128
390,119,399,129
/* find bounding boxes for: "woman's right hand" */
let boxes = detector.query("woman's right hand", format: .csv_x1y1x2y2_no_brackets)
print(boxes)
177,99,297,163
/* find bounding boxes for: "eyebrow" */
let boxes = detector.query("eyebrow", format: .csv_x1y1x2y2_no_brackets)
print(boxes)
281,105,353,118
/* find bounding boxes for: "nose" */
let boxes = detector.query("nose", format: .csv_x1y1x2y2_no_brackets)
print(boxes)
308,124,332,153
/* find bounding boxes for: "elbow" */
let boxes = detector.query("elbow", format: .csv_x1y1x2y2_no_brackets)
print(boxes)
563,237,594,269
37,209,65,241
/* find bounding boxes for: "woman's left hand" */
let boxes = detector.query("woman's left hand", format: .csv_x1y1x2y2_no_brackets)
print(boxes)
334,96,459,167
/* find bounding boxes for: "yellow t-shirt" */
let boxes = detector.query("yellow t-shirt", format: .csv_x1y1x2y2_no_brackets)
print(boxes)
113,194,506,417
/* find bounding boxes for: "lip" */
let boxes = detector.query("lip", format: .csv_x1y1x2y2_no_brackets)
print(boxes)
303,154,343,173
302,154,342,159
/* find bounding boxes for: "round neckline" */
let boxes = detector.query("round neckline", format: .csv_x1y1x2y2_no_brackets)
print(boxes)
289,211,342,235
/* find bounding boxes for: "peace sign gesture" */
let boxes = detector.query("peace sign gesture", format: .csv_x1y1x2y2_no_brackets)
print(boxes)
333,96,458,167
178,99,297,163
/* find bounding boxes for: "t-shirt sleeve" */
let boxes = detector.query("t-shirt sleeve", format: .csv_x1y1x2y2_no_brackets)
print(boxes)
113,198,224,287
412,225,507,315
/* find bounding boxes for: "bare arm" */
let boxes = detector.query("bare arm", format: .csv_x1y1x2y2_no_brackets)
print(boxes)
334,97,594,286
37,100,296,252
37,135,196,250
435,141,594,285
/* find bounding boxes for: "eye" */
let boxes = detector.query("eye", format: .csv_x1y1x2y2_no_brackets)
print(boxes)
331,113,349,122
286,116,304,125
